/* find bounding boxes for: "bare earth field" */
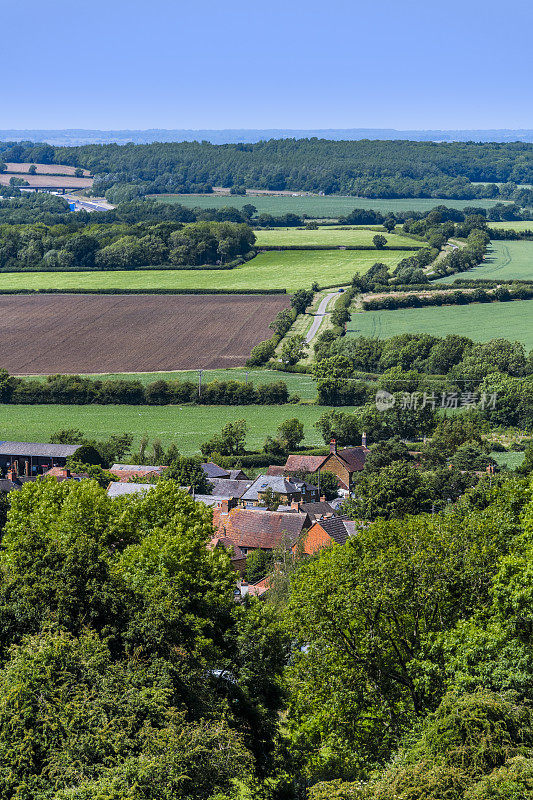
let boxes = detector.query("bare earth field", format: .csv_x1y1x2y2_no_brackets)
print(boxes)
3,163,91,176
0,293,290,374
0,173,93,188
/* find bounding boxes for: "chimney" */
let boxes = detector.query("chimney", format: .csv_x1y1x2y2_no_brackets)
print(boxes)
361,432,367,448
330,438,337,454
220,499,230,513
291,500,300,511
320,495,326,502
60,468,70,478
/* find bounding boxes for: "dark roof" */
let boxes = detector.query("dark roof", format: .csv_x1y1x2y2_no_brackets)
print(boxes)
298,501,336,520
285,454,328,473
335,446,369,472
209,478,253,499
0,441,80,458
213,507,310,549
241,475,301,502
201,462,230,479
314,515,357,545
0,476,38,493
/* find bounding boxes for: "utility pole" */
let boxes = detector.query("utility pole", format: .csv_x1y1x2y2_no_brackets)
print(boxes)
198,370,204,399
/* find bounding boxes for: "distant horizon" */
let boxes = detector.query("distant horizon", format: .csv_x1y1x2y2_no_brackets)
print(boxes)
3,128,533,147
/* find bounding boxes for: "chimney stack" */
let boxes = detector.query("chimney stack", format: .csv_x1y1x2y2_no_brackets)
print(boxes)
330,438,337,454
291,500,300,511
361,432,367,448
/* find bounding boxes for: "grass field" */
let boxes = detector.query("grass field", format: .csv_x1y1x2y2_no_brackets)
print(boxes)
491,451,525,469
488,221,533,231
26,369,319,400
0,403,349,454
0,249,415,292
154,194,503,218
436,241,533,283
254,227,420,248
347,299,533,351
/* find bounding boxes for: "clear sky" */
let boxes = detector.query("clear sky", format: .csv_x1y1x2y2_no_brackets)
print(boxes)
2,0,532,130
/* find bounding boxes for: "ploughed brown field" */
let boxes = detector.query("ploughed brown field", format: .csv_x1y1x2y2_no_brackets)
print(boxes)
3,163,92,176
0,293,290,374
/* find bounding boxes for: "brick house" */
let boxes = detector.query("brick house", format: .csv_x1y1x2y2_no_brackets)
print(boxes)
240,475,319,507
296,516,358,555
269,437,369,493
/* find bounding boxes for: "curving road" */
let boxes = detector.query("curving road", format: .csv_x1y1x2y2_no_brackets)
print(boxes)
305,291,340,344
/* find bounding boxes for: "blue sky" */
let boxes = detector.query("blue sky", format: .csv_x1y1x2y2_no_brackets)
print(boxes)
2,0,532,129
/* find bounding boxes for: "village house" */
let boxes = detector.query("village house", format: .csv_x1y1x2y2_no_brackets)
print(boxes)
201,462,249,481
240,475,319,507
295,516,358,555
268,436,369,493
212,506,311,554
109,464,167,482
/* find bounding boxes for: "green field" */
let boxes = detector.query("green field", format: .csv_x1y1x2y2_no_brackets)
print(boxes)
254,226,419,248
347,299,533,351
25,369,319,401
154,193,503,218
436,241,533,283
0,249,415,292
0,403,350,454
491,451,526,469
488,221,533,231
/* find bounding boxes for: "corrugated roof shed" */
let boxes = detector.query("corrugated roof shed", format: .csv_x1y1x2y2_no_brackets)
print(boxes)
0,441,80,458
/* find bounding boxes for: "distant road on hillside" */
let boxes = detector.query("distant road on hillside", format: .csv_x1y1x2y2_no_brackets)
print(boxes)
2,128,533,145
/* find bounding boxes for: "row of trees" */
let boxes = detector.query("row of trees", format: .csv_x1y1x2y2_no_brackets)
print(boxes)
0,371,291,406
0,219,255,271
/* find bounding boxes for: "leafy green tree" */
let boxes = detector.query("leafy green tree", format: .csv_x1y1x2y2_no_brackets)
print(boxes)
201,419,248,457
315,409,360,446
28,164,37,175
163,456,212,493
245,549,273,584
363,436,411,472
281,334,307,366
347,460,431,519
373,234,387,249
277,418,305,450
286,501,516,782
291,288,314,314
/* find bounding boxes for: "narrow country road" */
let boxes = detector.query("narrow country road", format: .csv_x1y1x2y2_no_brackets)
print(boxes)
305,291,340,344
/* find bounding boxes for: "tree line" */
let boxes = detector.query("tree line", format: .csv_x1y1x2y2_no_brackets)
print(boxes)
6,137,533,199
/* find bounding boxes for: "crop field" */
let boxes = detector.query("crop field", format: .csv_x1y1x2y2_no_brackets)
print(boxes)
347,299,533,351
488,221,533,231
436,241,533,282
0,403,353,454
0,293,290,374
154,193,503,218
254,227,420,248
3,163,91,176
0,249,415,292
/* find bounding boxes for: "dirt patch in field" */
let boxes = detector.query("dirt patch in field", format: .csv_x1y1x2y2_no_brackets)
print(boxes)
0,293,290,374
4,163,91,176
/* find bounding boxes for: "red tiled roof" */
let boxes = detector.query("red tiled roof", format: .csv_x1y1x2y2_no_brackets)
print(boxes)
212,507,310,550
248,577,271,597
266,465,286,476
109,465,166,482
284,454,328,473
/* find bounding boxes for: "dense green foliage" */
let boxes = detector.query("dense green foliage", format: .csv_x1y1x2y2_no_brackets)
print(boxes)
6,138,533,200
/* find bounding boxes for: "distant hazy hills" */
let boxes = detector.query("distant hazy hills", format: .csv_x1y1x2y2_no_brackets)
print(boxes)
1,129,533,146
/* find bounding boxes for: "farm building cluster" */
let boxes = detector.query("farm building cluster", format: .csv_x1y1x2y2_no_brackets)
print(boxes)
0,437,370,599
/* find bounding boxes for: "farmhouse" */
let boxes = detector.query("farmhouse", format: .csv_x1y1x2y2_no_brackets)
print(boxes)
0,441,82,476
